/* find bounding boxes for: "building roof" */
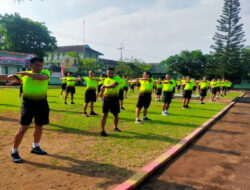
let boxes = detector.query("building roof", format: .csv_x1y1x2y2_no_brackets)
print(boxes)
55,45,103,55
99,58,117,67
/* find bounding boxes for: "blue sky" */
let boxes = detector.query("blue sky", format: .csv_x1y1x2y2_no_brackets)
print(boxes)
0,0,249,62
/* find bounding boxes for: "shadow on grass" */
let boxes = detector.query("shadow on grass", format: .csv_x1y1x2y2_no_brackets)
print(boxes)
24,154,134,186
0,103,20,108
46,123,179,143
0,116,19,122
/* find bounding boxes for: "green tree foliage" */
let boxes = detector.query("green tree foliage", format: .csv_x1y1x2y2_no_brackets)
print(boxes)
210,0,245,80
160,50,207,79
240,47,250,80
0,13,57,57
115,57,151,78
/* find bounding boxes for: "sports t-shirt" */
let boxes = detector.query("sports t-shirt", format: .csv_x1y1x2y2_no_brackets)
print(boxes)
199,81,208,89
220,81,225,87
181,79,186,86
66,76,76,87
156,83,163,89
124,79,129,87
16,70,50,101
98,77,105,85
216,81,221,88
103,76,121,98
62,79,67,84
171,79,177,87
162,80,174,92
119,78,125,90
139,78,155,94
210,81,217,88
177,80,181,86
184,81,193,90
83,77,98,90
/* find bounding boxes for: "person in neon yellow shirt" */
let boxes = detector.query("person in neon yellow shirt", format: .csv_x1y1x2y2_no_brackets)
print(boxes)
119,76,126,110
216,79,221,98
81,70,101,117
161,74,175,115
60,74,67,98
131,72,154,124
182,76,193,109
155,78,163,101
0,57,50,163
199,77,209,104
63,72,78,105
99,68,122,136
176,79,181,94
181,76,187,95
209,78,217,102
123,76,129,98
96,73,105,100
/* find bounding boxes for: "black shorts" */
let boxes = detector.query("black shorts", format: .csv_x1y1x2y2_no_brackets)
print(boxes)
211,88,217,95
173,87,176,94
222,86,226,91
183,90,192,99
66,86,75,94
130,84,135,90
97,84,103,93
61,83,67,90
124,87,128,92
136,93,152,109
20,99,50,126
200,89,207,97
102,98,120,114
177,85,181,91
20,84,23,93
85,89,96,103
217,87,221,92
162,91,173,104
193,86,197,91
119,89,124,100
155,89,162,96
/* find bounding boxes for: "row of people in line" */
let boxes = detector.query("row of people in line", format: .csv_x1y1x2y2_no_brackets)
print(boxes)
0,57,232,163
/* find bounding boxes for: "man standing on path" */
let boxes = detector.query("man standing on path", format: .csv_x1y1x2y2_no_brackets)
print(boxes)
0,57,50,163
99,68,122,137
133,72,155,124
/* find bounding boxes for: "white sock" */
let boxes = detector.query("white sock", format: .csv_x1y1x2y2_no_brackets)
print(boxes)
12,148,18,154
32,143,39,148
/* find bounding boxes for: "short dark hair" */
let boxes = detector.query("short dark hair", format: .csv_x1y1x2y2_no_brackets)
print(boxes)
107,67,114,71
145,71,151,77
30,57,43,64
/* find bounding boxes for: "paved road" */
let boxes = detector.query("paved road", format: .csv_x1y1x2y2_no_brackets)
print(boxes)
138,92,250,190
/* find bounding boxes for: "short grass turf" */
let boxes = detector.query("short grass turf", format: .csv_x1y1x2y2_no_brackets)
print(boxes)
0,87,241,172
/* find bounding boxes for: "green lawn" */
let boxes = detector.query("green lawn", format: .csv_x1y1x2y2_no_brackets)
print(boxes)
0,87,241,173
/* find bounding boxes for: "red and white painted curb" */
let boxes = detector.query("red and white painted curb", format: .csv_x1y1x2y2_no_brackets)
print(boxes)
114,92,245,190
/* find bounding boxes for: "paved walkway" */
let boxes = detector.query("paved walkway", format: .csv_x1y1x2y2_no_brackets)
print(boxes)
138,92,250,190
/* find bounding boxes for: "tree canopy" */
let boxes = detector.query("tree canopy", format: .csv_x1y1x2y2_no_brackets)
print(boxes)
0,13,57,58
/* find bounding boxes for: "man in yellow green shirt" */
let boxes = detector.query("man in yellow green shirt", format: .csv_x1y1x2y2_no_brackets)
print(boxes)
0,57,50,163
161,74,175,115
209,78,217,101
155,78,163,101
133,72,155,124
60,75,67,98
63,72,78,105
182,76,193,109
81,70,101,117
96,74,105,100
123,76,129,98
199,77,209,104
99,68,122,136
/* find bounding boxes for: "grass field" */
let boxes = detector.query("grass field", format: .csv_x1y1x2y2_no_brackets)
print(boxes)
0,87,242,188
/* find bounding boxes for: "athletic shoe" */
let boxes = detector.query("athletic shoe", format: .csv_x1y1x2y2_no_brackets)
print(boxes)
121,107,126,110
64,102,67,105
100,131,108,137
186,105,191,109
135,119,143,124
71,102,75,104
182,106,187,109
83,112,89,117
200,102,205,104
162,111,168,116
11,152,23,163
165,110,171,115
143,117,152,121
31,146,47,155
113,127,122,132
90,111,98,116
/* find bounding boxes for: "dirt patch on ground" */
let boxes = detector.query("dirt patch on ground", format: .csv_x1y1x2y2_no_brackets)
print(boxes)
138,92,250,190
0,112,133,190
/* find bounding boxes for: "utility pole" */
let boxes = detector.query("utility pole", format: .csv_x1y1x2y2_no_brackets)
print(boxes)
117,42,124,61
83,19,86,58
